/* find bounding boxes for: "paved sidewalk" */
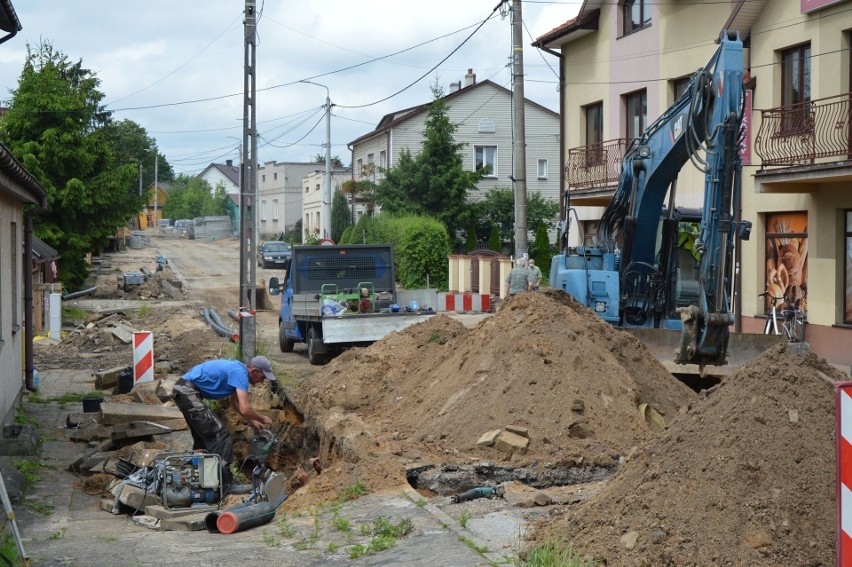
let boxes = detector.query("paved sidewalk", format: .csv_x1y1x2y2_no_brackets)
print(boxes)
12,369,514,567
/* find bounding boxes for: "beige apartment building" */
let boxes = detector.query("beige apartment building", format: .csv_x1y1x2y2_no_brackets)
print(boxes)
535,0,852,368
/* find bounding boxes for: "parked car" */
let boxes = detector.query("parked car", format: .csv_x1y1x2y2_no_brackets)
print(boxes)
257,241,291,269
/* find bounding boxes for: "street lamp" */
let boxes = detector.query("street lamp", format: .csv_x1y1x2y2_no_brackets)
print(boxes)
301,80,332,240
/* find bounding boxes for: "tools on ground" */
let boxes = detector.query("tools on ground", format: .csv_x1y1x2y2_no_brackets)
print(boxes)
450,484,505,503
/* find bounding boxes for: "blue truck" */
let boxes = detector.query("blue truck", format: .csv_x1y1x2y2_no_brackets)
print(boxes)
268,244,434,365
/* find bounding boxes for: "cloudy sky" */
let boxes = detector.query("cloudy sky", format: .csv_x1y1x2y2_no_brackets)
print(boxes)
0,1,580,177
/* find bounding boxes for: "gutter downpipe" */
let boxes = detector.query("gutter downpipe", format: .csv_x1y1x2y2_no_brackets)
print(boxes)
24,193,48,392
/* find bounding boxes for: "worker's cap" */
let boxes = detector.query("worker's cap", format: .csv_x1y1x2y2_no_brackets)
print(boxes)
249,356,276,381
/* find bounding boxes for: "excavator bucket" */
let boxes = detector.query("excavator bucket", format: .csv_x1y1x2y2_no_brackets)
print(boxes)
624,328,784,378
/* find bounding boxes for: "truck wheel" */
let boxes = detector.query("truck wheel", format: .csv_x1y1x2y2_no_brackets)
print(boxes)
306,327,328,365
279,321,294,353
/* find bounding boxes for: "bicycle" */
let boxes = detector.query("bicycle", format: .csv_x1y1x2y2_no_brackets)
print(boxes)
759,291,805,343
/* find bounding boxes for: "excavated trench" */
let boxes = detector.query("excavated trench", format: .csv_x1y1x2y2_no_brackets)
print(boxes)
406,462,616,496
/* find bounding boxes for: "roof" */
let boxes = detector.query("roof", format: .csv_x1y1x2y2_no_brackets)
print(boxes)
32,235,58,260
348,79,558,147
200,162,240,186
0,141,46,204
532,0,764,50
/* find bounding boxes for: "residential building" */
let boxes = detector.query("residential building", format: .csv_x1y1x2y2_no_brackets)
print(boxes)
0,142,47,425
257,161,318,240
197,160,240,194
301,168,353,239
347,69,561,226
534,0,852,368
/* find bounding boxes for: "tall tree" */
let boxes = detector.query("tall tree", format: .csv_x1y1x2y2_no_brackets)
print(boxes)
162,175,224,220
468,189,559,244
312,153,345,168
105,119,174,188
0,41,143,289
373,81,483,239
330,188,351,243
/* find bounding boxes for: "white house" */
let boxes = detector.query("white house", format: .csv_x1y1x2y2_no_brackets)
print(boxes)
197,160,240,194
257,161,319,240
347,69,561,227
301,168,353,239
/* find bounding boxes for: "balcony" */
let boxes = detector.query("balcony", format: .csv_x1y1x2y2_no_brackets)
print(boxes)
754,93,852,167
564,138,630,191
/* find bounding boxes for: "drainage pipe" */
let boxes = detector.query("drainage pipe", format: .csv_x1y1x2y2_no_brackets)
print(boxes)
62,286,98,300
203,308,239,342
205,494,288,534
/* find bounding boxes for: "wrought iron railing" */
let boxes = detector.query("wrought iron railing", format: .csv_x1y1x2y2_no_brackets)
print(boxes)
755,93,852,167
564,138,630,190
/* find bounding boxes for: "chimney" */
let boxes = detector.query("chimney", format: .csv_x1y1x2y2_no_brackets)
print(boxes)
449,81,461,93
464,68,476,88
226,159,233,167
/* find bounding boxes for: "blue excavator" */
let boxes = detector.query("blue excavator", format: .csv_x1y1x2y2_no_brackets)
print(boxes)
551,31,778,373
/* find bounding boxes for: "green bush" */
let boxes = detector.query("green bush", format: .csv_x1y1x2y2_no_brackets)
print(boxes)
487,225,501,252
531,223,553,280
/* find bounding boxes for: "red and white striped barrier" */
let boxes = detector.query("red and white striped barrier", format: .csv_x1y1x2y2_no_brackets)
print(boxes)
132,331,154,385
438,293,490,313
837,381,852,565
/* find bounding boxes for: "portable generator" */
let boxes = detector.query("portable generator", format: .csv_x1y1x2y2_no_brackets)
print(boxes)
155,451,223,509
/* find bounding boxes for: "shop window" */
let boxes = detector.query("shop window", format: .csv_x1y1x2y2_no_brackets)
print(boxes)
765,212,808,316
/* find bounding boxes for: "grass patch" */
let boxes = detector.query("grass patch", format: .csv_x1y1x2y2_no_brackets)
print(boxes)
134,305,152,318
459,509,471,529
12,459,43,487
48,528,66,540
428,333,447,344
415,497,427,508
261,531,282,547
62,305,90,321
276,518,297,538
23,390,46,404
23,501,55,516
338,480,367,502
348,516,414,559
13,408,40,428
332,516,351,532
327,542,339,553
459,535,488,554
515,540,600,567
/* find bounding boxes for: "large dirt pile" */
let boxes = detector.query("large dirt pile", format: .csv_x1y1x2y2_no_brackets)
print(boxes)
540,343,842,566
289,290,697,503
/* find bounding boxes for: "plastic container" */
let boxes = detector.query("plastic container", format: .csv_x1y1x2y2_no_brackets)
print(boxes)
32,368,39,389
82,396,104,413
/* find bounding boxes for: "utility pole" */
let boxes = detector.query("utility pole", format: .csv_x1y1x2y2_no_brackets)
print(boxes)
240,0,258,360
511,0,528,257
324,91,332,240
153,154,158,232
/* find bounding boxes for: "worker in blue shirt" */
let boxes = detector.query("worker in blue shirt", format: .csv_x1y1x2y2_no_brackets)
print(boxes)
172,356,275,493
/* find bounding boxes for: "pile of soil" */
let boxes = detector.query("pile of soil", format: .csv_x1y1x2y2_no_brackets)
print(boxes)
286,290,697,503
537,344,841,565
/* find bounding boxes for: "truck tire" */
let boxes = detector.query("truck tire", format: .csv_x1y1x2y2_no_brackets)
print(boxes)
279,321,294,353
306,326,328,365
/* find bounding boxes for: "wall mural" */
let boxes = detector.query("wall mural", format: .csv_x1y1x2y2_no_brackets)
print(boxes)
765,212,808,315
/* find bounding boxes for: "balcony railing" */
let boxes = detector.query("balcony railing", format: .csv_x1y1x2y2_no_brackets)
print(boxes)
754,93,852,167
564,138,630,190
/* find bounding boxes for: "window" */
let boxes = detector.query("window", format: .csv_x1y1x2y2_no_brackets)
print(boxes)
625,90,647,141
357,158,363,177
315,183,320,192
261,175,266,183
584,102,604,165
582,221,600,247
305,184,309,193
474,145,497,177
673,77,691,101
845,210,852,324
765,212,808,316
273,172,278,181
781,44,811,133
261,199,267,221
273,199,279,221
537,159,548,179
622,0,650,36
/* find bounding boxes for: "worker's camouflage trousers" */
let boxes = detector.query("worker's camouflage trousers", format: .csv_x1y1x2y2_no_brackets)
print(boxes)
172,381,235,466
